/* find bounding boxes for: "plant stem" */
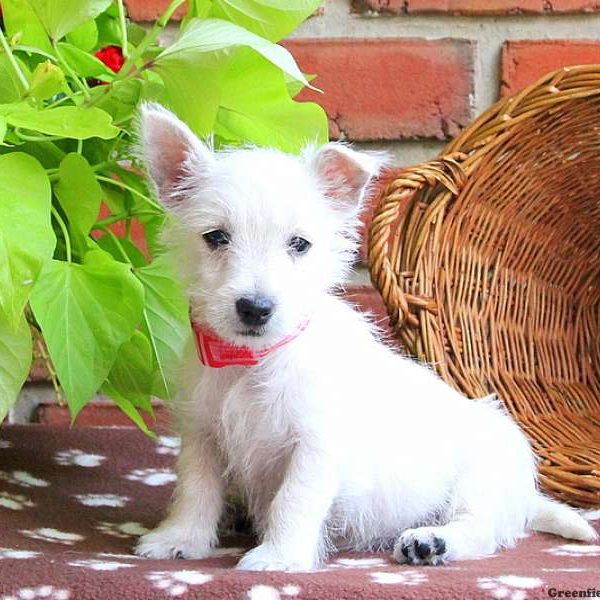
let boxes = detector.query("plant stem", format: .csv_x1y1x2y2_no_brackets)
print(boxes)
51,206,72,263
96,175,163,212
35,337,63,404
52,40,91,100
117,0,129,58
94,210,160,229
114,0,185,84
47,90,85,108
14,129,66,143
83,0,185,110
0,28,29,91
101,227,132,264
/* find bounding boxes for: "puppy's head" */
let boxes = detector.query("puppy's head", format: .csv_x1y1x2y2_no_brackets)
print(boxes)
139,103,383,348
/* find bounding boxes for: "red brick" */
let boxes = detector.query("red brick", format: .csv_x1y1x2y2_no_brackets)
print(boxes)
124,0,186,21
283,38,474,141
124,0,324,21
353,0,600,13
501,40,600,96
35,400,170,428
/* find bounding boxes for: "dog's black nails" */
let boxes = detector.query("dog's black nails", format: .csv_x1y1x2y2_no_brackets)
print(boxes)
174,550,184,559
433,536,446,555
415,540,431,560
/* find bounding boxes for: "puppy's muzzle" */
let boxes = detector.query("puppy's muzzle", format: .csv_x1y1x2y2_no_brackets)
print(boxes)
236,296,275,327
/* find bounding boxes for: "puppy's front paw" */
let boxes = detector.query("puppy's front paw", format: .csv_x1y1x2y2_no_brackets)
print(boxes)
393,528,449,566
135,527,211,560
236,544,314,572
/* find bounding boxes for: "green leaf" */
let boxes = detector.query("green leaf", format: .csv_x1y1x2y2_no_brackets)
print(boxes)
0,117,6,144
99,182,126,214
66,19,98,51
4,106,119,140
27,61,67,102
96,11,122,47
135,258,191,400
57,42,115,81
215,50,327,152
55,153,103,235
156,18,312,89
0,54,30,103
140,214,166,257
0,153,55,326
102,330,154,412
91,79,141,124
207,0,322,42
0,314,32,422
26,0,112,41
154,54,224,137
1,0,53,53
106,389,156,437
30,252,145,418
96,234,147,268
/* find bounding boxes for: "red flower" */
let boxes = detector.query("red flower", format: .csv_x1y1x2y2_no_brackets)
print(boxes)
94,46,124,73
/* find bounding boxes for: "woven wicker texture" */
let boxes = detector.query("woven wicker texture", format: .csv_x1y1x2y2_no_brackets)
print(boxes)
368,65,600,508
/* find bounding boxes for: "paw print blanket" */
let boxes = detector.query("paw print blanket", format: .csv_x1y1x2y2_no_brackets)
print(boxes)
0,425,598,599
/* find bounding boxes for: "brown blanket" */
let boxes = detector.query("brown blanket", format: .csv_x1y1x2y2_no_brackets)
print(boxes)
0,425,598,599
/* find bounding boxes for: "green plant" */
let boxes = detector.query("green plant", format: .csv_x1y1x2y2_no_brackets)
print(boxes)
0,0,327,433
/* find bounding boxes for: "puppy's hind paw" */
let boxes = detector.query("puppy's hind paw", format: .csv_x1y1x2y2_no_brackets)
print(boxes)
393,528,449,566
134,528,211,560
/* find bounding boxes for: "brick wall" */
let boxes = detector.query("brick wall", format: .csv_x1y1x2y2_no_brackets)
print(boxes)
127,0,600,168
16,0,600,424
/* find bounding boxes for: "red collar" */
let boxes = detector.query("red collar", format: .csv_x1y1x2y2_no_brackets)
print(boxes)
192,321,309,368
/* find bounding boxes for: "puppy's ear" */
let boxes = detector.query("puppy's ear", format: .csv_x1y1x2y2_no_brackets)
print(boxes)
137,103,214,208
307,143,385,215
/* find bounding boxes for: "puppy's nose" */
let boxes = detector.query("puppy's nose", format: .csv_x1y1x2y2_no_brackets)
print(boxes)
236,296,275,327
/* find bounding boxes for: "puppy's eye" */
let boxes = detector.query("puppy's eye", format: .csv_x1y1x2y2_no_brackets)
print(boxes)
288,236,311,255
202,229,230,249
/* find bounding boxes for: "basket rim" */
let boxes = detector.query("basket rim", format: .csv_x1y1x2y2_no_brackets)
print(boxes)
445,64,600,171
366,63,600,508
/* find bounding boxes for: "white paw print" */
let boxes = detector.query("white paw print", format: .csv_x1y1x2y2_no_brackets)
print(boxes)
68,558,135,571
371,570,428,585
20,528,84,546
246,585,302,600
125,468,176,486
1,586,70,600
73,494,129,507
478,575,544,599
95,521,149,538
331,557,388,569
155,436,181,456
0,492,35,511
54,449,105,467
0,440,13,449
0,548,40,560
0,470,49,488
545,544,600,557
146,571,213,596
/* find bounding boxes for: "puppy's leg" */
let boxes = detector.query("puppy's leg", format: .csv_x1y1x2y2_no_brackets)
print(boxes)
237,445,338,571
135,432,223,559
393,513,497,566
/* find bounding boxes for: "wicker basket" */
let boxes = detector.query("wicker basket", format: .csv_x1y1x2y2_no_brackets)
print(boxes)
368,65,600,508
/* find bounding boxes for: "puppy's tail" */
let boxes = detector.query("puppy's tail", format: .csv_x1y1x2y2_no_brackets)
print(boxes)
530,496,598,542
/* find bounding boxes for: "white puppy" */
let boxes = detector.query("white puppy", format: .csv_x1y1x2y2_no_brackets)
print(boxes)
134,104,597,570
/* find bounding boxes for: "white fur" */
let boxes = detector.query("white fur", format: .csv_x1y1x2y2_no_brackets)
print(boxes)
134,104,597,570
